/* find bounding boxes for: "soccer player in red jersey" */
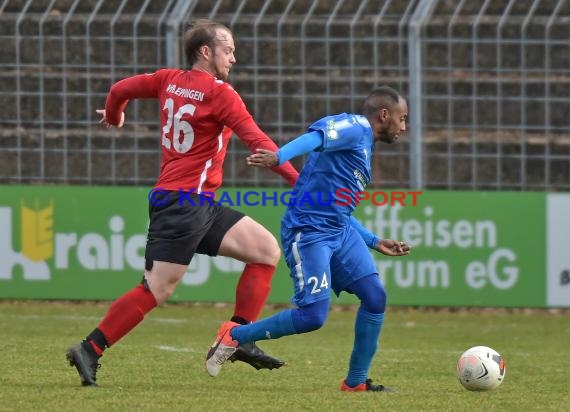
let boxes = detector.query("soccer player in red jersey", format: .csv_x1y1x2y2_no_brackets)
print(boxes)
66,19,298,387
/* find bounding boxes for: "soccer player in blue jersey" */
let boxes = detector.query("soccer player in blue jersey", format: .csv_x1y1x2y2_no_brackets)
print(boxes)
206,86,411,391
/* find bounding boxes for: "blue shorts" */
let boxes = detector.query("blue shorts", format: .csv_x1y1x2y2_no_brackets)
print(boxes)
281,224,378,307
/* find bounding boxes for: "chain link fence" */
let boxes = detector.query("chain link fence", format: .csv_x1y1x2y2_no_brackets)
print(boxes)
1,0,569,189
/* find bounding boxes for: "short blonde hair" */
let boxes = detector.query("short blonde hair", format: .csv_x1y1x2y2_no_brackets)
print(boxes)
184,19,232,66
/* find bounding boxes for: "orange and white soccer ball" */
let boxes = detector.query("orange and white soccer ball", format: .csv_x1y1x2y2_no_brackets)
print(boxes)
457,346,506,391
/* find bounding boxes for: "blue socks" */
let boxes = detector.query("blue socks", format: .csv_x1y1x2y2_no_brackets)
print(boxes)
230,309,297,343
230,299,330,343
345,308,385,387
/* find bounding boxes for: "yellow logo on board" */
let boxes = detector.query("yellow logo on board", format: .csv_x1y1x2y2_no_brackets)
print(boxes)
21,200,54,262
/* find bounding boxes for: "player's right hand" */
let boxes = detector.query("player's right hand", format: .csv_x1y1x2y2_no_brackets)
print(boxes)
96,109,125,128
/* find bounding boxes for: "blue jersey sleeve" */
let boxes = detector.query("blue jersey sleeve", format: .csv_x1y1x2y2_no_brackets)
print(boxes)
277,131,323,165
308,114,369,152
350,216,381,248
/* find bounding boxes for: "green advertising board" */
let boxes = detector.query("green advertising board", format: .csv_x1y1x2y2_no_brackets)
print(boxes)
0,185,567,307
0,185,290,303
352,191,545,307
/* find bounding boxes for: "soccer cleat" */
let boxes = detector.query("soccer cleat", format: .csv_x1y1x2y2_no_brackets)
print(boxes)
66,342,101,387
205,321,239,377
340,378,394,392
228,341,285,370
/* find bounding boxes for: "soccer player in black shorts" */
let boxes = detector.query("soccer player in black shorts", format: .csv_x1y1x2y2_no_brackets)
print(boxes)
66,19,298,386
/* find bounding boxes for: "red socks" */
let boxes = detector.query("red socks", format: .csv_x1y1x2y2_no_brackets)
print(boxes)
96,284,158,349
233,263,275,322
87,263,274,354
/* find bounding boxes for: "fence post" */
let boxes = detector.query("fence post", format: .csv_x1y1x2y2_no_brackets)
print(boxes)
166,0,196,68
408,0,437,189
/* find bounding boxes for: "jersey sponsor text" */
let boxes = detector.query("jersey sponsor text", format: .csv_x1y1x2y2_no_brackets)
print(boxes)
166,84,205,101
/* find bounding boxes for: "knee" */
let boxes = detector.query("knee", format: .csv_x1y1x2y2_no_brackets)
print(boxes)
149,284,174,305
259,237,281,266
146,274,177,305
305,310,327,332
293,304,328,333
243,233,281,266
352,275,387,314
364,283,386,314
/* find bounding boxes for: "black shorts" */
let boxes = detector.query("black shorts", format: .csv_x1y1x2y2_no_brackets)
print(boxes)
144,190,245,269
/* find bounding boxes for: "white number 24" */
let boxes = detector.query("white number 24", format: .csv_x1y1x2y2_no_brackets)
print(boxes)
308,272,329,294
161,97,195,153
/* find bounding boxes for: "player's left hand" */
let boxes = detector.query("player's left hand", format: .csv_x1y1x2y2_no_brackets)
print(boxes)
247,148,279,168
375,239,411,256
96,109,124,128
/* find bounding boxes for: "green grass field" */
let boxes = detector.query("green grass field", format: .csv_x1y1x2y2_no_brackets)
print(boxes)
1,301,568,412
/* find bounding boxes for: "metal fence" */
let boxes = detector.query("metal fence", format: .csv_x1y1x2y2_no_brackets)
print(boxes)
1,0,569,190
416,0,570,190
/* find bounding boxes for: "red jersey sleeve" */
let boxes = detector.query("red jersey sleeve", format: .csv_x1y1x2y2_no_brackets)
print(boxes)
104,70,167,126
212,84,299,187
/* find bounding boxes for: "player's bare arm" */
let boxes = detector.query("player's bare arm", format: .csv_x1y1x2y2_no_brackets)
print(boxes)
374,239,411,257
246,148,279,168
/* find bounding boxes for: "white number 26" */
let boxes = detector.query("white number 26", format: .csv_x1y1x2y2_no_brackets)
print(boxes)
161,97,195,153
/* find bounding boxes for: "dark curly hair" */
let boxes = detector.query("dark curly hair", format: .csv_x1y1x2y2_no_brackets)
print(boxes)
361,86,402,116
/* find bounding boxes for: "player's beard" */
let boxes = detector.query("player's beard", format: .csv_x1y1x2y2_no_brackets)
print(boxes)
217,71,229,82
214,64,230,82
379,132,399,144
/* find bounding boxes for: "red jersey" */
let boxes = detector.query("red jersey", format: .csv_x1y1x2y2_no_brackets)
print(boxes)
104,69,298,193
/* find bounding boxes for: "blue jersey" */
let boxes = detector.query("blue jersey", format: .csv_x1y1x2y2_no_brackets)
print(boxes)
282,113,374,231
